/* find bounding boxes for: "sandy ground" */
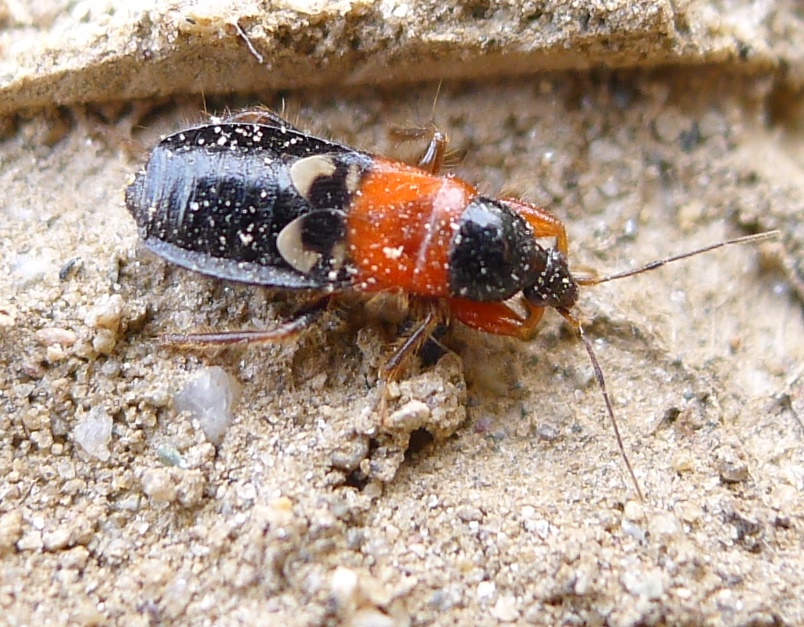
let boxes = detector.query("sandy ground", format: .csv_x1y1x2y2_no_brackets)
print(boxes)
1,2,804,626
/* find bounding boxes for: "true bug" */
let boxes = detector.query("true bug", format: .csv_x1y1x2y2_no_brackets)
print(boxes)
125,109,777,498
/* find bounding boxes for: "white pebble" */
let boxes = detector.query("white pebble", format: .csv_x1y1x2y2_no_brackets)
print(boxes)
174,367,240,445
477,580,496,601
85,294,126,331
141,468,177,504
330,566,361,610
490,594,519,622
12,252,52,286
35,327,78,347
74,407,113,461
386,400,430,430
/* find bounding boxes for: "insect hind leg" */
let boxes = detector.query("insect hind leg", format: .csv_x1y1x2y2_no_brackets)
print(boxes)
162,296,330,346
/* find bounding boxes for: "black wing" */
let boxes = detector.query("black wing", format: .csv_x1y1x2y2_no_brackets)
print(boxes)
126,121,369,289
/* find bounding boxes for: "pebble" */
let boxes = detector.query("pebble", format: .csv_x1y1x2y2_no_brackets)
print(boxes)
0,510,23,554
73,407,113,461
85,294,125,332
174,367,240,445
490,594,519,622
386,400,430,431
141,467,178,504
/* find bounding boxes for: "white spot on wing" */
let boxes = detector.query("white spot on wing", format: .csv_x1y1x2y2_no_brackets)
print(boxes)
290,155,337,200
276,216,321,274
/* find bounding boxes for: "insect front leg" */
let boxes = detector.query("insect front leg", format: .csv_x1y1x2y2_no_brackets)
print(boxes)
500,199,569,255
448,298,546,340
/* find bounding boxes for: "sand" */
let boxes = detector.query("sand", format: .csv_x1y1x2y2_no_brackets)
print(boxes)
1,1,803,625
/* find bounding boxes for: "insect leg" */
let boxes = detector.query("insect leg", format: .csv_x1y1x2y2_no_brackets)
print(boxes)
380,307,442,381
373,306,443,424
389,125,448,174
224,109,301,130
448,298,546,340
162,296,330,346
500,200,569,255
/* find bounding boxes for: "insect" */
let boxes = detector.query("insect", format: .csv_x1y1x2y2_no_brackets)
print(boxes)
125,109,777,498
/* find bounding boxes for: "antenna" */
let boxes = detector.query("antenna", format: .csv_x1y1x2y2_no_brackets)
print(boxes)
559,308,644,501
577,231,779,286
565,229,779,500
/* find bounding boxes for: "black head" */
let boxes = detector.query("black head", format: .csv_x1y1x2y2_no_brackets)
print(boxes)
448,197,578,308
522,247,579,310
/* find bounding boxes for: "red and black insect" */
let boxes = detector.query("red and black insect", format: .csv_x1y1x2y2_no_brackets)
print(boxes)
125,110,576,343
126,109,776,498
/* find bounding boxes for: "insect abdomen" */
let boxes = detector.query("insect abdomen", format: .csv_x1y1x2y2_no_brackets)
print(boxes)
126,137,300,268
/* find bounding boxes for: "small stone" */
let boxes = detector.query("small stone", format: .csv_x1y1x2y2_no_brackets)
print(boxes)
59,546,90,570
490,594,519,622
17,530,43,552
330,435,370,471
0,510,23,554
524,518,550,539
716,448,750,483
35,327,78,347
670,451,695,473
536,423,560,441
91,328,118,355
386,400,430,431
43,527,72,552
163,576,192,618
176,470,206,508
677,501,703,524
141,467,178,504
270,496,294,514
698,110,728,138
46,345,68,362
654,109,686,143
331,566,362,612
349,608,396,627
174,367,240,445
85,294,125,332
623,500,645,522
0,305,17,327
74,407,113,461
456,505,483,522
648,512,683,542
676,201,704,233
12,252,52,286
477,580,496,602
622,568,665,600
588,138,623,163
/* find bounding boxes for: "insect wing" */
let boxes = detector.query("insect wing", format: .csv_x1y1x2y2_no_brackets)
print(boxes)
126,123,360,289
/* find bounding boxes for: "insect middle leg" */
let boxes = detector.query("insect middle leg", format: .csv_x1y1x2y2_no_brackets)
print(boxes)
373,305,443,423
224,108,301,131
380,307,443,381
389,125,448,174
